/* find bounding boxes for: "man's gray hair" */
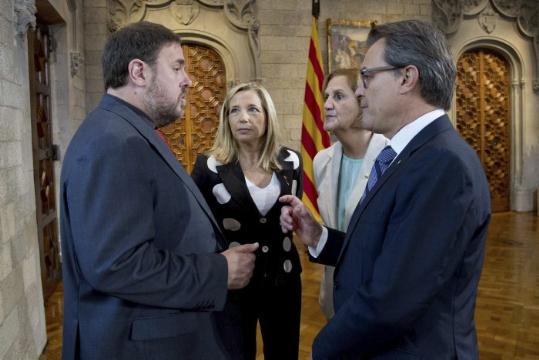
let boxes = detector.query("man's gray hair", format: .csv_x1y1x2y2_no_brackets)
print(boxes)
367,20,456,110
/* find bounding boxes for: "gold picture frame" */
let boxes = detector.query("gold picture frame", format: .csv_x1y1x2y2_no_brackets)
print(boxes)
327,19,377,73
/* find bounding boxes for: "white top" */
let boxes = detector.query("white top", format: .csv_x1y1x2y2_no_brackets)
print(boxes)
245,172,280,216
310,109,446,258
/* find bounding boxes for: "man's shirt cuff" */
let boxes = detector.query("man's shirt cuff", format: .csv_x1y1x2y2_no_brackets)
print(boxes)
308,226,328,258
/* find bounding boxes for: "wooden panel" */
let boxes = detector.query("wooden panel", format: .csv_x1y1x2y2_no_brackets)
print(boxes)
160,43,226,173
28,23,61,300
456,49,511,212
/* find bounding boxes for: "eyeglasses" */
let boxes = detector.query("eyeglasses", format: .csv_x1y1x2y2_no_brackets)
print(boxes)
360,65,405,89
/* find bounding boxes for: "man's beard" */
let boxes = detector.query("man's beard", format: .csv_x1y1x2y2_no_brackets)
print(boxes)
144,79,184,128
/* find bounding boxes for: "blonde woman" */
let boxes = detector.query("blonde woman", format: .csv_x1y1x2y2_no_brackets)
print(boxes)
192,82,302,360
315,68,388,319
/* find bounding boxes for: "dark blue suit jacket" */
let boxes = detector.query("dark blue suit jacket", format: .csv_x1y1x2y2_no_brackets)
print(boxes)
60,95,230,360
313,115,491,359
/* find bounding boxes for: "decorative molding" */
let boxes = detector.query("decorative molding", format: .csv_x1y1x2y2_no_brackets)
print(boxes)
434,0,539,93
462,0,489,16
198,0,224,6
108,0,146,32
223,0,260,72
491,0,520,18
478,5,496,34
170,0,200,25
70,51,84,77
14,0,37,36
107,0,261,78
432,0,462,35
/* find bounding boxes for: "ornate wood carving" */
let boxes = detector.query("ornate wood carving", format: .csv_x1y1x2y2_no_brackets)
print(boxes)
28,24,62,298
160,43,226,172
14,0,37,36
456,49,511,212
433,0,539,91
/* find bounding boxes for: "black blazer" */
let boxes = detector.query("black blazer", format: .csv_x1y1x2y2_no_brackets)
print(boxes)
312,116,491,359
192,148,303,285
60,95,229,360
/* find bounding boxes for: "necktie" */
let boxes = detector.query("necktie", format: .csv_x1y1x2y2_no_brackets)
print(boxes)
360,145,397,203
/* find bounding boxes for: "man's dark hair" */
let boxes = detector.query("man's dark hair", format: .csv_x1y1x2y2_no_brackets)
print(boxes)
367,20,456,110
102,21,181,90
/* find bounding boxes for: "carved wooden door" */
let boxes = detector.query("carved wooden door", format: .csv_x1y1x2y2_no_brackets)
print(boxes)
160,43,226,173
28,23,61,299
456,49,511,212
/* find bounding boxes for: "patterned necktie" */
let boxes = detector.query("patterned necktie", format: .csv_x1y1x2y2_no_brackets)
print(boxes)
360,145,397,203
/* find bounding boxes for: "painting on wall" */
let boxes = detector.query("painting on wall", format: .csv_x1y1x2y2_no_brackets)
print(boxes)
327,19,377,72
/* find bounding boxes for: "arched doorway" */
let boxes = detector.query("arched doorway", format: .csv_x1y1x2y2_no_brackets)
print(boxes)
159,43,226,173
456,48,511,212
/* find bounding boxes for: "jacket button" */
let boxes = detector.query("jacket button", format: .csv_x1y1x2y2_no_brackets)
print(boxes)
262,245,269,253
259,217,267,224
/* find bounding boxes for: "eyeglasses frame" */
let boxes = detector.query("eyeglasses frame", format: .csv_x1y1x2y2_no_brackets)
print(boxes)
359,65,406,89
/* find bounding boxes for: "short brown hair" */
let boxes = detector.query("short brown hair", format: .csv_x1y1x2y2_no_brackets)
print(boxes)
102,21,181,90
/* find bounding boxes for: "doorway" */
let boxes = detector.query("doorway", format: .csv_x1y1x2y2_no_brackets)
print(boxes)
456,48,511,212
159,43,227,173
28,22,62,299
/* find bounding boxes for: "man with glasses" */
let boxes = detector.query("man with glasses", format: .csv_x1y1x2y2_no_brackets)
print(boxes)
280,20,490,359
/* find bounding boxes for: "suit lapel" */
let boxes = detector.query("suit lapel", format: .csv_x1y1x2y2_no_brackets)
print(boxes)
217,162,261,215
217,149,294,215
337,116,454,264
100,96,225,243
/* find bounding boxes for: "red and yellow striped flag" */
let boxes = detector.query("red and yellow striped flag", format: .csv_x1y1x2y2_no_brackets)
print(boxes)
301,12,331,220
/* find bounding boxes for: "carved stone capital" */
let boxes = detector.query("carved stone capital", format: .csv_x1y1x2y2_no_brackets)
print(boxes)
224,0,256,30
14,0,37,36
170,0,200,25
70,51,84,77
433,0,462,35
108,0,146,32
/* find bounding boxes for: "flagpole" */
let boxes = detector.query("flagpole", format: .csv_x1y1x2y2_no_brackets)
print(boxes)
300,0,330,221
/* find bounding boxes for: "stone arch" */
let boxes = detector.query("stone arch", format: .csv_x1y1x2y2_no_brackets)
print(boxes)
107,0,260,84
433,0,539,211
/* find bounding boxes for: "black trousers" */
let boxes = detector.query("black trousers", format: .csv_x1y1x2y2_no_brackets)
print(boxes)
216,274,302,360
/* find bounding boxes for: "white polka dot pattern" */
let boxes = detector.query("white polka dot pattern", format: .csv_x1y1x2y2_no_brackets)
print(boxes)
284,150,300,169
206,155,222,174
223,218,241,231
212,183,231,204
228,241,241,248
283,237,292,252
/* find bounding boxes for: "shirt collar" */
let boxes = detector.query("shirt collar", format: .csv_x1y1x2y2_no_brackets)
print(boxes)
389,109,445,155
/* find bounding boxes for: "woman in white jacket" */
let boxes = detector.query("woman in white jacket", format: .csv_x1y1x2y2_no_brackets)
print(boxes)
314,68,388,319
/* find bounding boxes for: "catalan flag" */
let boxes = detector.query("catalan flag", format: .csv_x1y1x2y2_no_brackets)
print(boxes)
301,0,330,220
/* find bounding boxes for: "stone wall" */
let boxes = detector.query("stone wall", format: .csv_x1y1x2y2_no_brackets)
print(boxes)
0,0,46,358
0,0,86,358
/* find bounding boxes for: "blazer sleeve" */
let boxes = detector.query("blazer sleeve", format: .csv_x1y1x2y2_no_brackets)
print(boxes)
313,149,488,357
65,135,227,311
191,154,209,192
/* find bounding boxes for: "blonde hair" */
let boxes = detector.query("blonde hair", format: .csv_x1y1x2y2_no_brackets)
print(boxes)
209,82,284,171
